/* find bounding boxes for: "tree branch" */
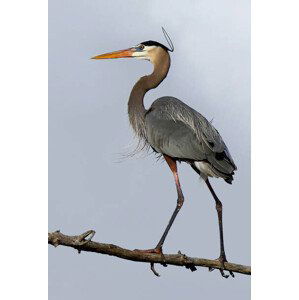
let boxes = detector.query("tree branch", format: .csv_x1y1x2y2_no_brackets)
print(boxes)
48,230,251,276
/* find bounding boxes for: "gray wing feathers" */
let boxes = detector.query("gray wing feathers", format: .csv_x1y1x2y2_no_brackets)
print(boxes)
145,97,236,175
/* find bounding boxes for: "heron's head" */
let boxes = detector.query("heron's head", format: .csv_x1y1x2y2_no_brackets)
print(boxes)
91,40,171,64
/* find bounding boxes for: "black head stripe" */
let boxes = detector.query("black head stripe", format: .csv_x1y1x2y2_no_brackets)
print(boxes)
141,40,170,52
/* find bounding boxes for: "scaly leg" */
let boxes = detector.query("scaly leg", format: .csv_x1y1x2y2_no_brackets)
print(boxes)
135,155,184,254
205,178,234,278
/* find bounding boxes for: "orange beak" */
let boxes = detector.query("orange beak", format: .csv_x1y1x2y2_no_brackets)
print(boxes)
91,48,135,59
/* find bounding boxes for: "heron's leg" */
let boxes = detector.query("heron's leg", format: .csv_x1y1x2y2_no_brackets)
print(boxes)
205,178,234,278
154,155,185,251
134,155,184,254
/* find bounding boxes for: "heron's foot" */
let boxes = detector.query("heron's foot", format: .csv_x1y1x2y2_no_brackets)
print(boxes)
134,246,163,255
134,246,166,277
209,255,234,278
134,246,166,262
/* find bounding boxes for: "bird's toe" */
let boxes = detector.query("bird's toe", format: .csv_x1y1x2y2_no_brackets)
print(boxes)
134,246,163,255
209,255,234,278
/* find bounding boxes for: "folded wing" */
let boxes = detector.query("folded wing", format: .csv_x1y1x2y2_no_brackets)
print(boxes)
145,97,237,178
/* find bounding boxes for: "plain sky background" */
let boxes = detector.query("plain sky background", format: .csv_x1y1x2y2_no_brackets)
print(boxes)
49,0,250,299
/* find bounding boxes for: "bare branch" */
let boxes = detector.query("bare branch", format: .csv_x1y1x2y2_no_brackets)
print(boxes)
48,230,251,276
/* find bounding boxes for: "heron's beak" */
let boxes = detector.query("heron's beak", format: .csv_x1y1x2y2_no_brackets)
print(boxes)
91,48,135,59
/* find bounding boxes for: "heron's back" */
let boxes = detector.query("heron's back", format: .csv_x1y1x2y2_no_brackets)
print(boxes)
145,97,237,182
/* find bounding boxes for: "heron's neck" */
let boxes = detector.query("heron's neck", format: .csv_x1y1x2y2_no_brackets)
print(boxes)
128,52,170,137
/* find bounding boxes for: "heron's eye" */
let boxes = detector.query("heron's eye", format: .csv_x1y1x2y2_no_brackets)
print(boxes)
137,44,145,51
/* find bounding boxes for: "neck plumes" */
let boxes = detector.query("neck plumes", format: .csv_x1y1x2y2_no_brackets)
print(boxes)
128,50,170,140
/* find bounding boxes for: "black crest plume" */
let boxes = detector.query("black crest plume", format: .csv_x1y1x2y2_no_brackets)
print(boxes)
141,27,174,53
161,27,174,52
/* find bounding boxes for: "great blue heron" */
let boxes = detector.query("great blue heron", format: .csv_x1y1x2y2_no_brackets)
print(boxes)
92,30,237,278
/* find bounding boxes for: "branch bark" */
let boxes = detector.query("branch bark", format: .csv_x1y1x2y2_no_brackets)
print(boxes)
48,230,251,276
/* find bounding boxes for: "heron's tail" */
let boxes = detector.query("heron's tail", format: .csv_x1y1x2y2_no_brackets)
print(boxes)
190,161,235,184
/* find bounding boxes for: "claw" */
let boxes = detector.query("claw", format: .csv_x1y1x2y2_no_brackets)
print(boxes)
135,247,166,276
229,270,235,278
209,256,234,278
217,255,234,278
219,268,229,278
150,262,160,277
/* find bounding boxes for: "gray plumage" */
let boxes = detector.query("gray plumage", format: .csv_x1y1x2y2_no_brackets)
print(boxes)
145,97,237,183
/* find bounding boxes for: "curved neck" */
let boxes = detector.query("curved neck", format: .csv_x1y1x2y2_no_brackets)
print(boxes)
128,50,170,137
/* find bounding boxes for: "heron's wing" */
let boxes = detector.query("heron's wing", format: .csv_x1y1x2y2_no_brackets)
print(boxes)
145,110,205,160
145,97,236,174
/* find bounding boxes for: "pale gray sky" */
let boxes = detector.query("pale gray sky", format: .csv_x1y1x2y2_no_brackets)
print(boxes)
49,0,250,299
